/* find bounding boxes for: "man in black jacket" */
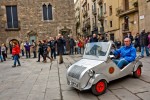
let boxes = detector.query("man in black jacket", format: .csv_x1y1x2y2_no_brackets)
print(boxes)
69,35,75,55
139,29,149,57
57,34,64,64
37,41,44,62
90,33,98,43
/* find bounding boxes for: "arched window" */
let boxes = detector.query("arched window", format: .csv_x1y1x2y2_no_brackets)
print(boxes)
42,4,47,20
42,3,53,20
48,4,53,20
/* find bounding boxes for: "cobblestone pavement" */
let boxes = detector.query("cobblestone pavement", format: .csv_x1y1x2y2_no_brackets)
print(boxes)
0,54,150,100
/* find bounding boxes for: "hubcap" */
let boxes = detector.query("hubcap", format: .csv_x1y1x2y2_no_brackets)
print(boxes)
96,82,105,93
136,67,141,76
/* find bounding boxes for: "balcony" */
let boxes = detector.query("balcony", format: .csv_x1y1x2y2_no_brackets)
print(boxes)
98,15,104,22
92,9,97,15
100,27,104,33
85,20,91,28
82,27,86,32
122,23,129,31
116,7,138,17
92,0,96,2
83,11,88,18
5,21,20,31
116,1,138,17
98,0,103,5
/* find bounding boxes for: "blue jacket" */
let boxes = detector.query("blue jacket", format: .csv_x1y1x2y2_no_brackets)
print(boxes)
113,45,136,62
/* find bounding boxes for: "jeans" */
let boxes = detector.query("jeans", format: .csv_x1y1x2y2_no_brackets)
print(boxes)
2,51,6,61
14,55,20,66
38,52,43,61
64,46,66,54
0,55,3,61
141,46,150,57
70,46,74,55
33,51,37,58
113,59,129,69
51,49,56,59
26,50,30,58
21,50,24,56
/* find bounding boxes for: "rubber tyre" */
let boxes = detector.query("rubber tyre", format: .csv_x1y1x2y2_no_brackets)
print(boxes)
91,80,107,96
133,67,142,78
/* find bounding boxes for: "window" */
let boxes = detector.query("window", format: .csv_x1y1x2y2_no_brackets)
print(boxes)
100,5,103,16
110,21,112,27
109,6,112,16
88,3,89,11
110,34,114,41
104,3,106,14
43,4,53,20
105,20,107,27
6,5,18,28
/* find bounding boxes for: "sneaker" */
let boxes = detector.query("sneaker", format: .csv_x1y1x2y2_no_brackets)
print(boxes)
139,56,144,58
36,61,40,62
12,65,16,68
17,64,21,66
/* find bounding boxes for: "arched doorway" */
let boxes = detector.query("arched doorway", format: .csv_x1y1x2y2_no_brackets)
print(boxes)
27,31,37,44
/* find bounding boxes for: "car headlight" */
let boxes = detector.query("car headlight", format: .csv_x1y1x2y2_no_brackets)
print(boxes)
88,69,95,77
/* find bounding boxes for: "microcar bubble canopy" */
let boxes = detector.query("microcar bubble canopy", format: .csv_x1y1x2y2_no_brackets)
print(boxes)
83,42,112,61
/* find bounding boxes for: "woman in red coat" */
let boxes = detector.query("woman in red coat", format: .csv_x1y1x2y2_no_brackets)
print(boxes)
12,42,21,67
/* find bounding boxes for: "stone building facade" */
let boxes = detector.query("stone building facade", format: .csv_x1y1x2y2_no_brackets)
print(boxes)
75,0,140,42
138,0,150,32
0,0,75,44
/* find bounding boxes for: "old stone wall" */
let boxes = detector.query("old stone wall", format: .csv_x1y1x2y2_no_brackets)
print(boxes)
0,0,75,45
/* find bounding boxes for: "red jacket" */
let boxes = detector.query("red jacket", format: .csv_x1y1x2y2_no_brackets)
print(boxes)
12,45,20,55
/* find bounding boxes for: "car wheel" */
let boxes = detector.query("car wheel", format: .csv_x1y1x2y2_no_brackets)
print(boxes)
91,80,107,96
133,67,142,78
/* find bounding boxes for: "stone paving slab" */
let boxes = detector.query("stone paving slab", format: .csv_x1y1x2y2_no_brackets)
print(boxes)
0,55,150,100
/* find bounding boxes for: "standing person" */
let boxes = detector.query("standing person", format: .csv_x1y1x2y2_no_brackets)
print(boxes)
31,40,37,58
125,32,133,43
37,41,44,62
50,37,57,59
24,41,31,58
148,32,150,49
57,34,64,64
9,42,13,54
78,38,84,54
62,36,66,55
90,33,98,43
12,42,21,67
69,35,75,55
114,39,122,49
1,43,6,61
139,29,149,58
42,40,52,63
0,46,3,62
4,44,8,58
20,41,25,56
134,33,141,52
74,38,79,54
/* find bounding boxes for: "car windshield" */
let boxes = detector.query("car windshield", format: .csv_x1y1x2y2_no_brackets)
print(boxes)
83,42,111,60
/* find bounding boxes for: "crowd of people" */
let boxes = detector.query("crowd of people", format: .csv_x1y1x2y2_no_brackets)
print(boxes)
0,30,150,67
